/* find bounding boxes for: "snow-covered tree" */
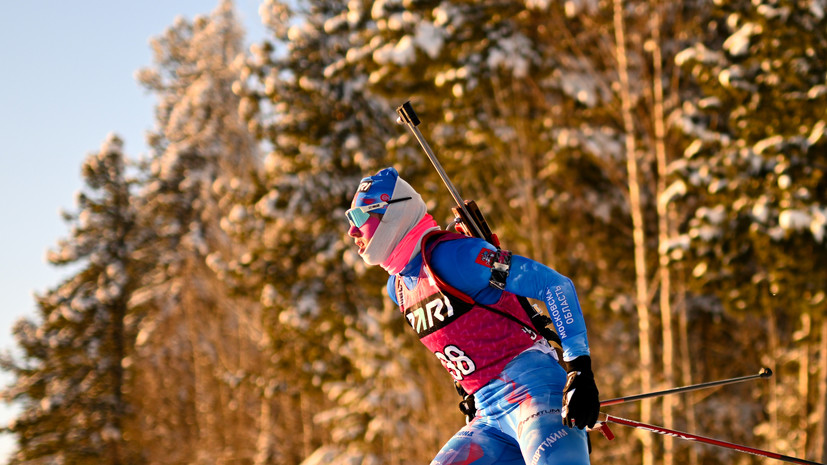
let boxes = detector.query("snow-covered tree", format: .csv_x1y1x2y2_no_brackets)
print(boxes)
7,1,827,464
126,1,265,462
329,3,726,463
1,135,144,465
674,0,827,460
229,1,462,463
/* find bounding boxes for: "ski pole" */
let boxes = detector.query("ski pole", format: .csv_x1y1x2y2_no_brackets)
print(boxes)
600,413,825,465
600,367,773,407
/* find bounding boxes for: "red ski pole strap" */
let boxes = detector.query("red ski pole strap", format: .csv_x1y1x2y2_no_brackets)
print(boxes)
602,414,825,465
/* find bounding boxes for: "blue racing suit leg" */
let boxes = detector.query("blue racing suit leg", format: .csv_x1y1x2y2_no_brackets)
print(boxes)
430,349,590,465
430,421,526,465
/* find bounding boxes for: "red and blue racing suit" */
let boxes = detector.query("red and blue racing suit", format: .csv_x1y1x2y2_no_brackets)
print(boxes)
388,231,591,465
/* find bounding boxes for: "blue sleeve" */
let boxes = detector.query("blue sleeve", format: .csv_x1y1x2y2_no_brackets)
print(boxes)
429,239,590,361
387,275,398,305
507,255,590,361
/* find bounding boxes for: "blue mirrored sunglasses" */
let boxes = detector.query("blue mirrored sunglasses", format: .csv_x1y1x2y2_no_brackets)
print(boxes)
345,197,412,228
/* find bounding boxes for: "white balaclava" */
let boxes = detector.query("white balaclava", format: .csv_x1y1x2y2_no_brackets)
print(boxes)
360,175,428,266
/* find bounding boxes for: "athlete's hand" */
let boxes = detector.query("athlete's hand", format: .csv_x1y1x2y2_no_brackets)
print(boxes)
562,356,600,429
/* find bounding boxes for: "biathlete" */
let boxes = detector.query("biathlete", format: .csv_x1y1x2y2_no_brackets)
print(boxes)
345,167,600,465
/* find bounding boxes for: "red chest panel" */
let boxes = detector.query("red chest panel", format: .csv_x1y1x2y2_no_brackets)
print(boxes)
395,232,539,393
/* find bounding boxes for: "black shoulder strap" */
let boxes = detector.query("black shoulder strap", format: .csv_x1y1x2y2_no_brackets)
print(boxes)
486,248,563,347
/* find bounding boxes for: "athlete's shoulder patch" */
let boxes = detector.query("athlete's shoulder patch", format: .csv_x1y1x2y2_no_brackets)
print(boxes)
475,247,497,268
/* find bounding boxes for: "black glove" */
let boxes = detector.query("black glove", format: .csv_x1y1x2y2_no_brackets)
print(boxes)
562,356,600,429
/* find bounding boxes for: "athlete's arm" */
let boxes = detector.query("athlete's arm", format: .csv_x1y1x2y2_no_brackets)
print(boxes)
429,238,590,361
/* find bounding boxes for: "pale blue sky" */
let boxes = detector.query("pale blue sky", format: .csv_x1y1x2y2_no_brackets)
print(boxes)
0,1,266,461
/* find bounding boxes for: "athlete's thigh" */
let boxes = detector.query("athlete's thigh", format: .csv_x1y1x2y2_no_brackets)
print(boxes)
431,420,525,465
516,391,590,465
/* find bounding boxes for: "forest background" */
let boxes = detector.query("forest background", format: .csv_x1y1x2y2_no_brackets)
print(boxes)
1,0,825,465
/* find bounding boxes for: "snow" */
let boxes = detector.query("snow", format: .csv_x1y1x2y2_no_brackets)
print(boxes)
296,293,318,318
812,0,826,19
370,0,395,20
433,3,462,27
659,234,691,256
346,0,363,25
692,261,708,278
751,198,771,224
366,15,446,65
100,424,122,442
757,4,791,20
299,446,342,465
298,75,318,91
414,22,443,59
698,96,722,109
556,68,600,107
808,120,826,145
60,305,84,324
228,204,247,223
689,206,727,242
812,207,827,242
323,14,347,35
387,13,406,31
718,66,745,87
255,190,280,218
707,177,728,194
259,0,291,33
779,209,811,231
659,180,687,210
684,140,704,158
575,126,623,160
769,225,786,241
675,43,724,66
487,34,533,79
373,36,416,66
753,135,784,154
723,22,761,57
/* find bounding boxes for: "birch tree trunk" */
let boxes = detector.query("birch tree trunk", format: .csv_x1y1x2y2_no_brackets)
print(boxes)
651,3,676,464
668,15,699,461
799,314,812,455
677,279,698,465
254,313,276,465
612,1,654,464
254,396,274,465
766,304,780,452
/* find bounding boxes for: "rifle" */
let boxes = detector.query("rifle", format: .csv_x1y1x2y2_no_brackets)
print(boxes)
395,101,497,245
394,101,563,357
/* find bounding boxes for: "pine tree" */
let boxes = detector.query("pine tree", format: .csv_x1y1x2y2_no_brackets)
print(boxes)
126,1,264,462
1,134,144,465
232,1,461,463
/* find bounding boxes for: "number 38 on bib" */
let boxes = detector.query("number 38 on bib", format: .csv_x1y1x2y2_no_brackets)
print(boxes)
435,345,477,381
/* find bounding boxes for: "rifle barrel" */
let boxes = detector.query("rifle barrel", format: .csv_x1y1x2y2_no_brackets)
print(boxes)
396,102,485,239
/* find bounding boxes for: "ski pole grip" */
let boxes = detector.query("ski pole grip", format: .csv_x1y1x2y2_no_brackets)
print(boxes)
396,101,421,126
